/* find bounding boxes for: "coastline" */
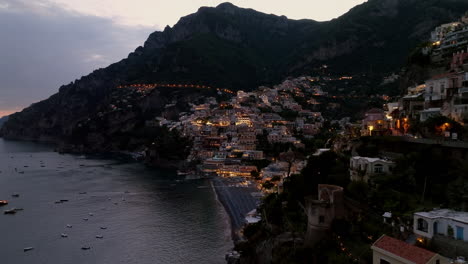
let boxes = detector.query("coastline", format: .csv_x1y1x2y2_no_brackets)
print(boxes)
210,177,260,241
210,179,234,241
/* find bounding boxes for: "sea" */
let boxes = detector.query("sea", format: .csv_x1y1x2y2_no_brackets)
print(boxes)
0,138,232,264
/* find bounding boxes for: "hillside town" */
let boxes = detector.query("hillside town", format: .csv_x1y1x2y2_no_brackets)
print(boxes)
120,13,468,264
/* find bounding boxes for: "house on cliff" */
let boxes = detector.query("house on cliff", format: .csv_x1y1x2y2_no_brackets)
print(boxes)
371,235,448,264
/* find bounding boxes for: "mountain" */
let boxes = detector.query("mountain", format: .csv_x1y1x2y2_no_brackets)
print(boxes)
2,0,468,144
0,116,8,130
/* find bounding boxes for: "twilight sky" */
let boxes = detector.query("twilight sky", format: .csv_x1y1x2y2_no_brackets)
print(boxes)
0,0,367,117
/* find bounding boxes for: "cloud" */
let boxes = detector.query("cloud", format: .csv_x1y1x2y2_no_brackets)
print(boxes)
0,0,155,114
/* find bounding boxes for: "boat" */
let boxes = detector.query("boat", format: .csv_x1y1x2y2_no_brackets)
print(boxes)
100,227,107,230
60,199,69,202
61,233,68,238
79,192,87,194
83,218,88,221
177,170,189,176
66,224,72,228
95,235,103,239
88,213,93,216
23,247,34,252
11,194,19,198
81,246,91,250
4,209,16,214
0,200,8,206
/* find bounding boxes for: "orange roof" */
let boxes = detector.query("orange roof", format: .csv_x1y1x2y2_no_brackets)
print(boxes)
429,72,454,80
372,235,436,264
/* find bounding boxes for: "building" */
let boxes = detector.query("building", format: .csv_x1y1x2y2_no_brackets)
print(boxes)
425,74,451,109
414,209,468,242
440,26,468,54
304,185,345,246
420,108,442,122
431,22,462,43
371,235,447,264
361,108,390,136
349,156,395,182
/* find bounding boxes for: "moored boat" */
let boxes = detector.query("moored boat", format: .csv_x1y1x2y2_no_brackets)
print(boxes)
23,247,34,252
4,209,16,214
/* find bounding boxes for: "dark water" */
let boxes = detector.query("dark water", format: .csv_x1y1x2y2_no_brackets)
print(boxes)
0,139,232,264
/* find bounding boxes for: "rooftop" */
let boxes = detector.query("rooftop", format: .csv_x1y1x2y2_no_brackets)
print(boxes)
372,235,437,264
415,209,468,224
351,156,393,163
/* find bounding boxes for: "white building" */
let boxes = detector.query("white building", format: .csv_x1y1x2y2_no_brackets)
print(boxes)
349,156,395,182
414,209,468,242
420,108,441,122
425,75,451,104
431,22,461,42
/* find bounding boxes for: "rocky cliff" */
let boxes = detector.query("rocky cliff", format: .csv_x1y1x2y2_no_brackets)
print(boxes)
2,0,468,145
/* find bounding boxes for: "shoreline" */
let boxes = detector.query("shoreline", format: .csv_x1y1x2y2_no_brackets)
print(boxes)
210,177,260,242
210,179,234,242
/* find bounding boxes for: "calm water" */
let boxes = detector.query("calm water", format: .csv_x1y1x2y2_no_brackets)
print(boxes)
0,139,232,264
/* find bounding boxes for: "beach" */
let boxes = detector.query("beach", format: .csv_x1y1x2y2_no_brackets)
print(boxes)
211,177,261,240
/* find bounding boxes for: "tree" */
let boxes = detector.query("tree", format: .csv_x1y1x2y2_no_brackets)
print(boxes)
279,148,304,177
250,170,261,180
447,162,468,211
262,181,275,190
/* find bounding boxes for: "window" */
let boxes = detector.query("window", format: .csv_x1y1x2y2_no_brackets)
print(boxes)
319,215,325,224
374,164,383,173
417,218,429,232
380,259,390,264
436,260,440,264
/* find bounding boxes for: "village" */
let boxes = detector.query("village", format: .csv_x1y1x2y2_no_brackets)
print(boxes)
83,13,468,264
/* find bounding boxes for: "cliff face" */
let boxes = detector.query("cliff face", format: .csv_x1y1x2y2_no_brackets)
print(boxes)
2,0,468,144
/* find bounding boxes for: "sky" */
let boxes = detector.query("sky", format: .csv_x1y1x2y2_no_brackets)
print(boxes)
0,0,367,117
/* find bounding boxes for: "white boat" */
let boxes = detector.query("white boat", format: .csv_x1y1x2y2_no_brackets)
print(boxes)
81,246,91,250
61,233,68,238
23,247,34,252
100,227,107,230
95,235,103,239
4,209,16,214
177,170,189,176
66,224,72,228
